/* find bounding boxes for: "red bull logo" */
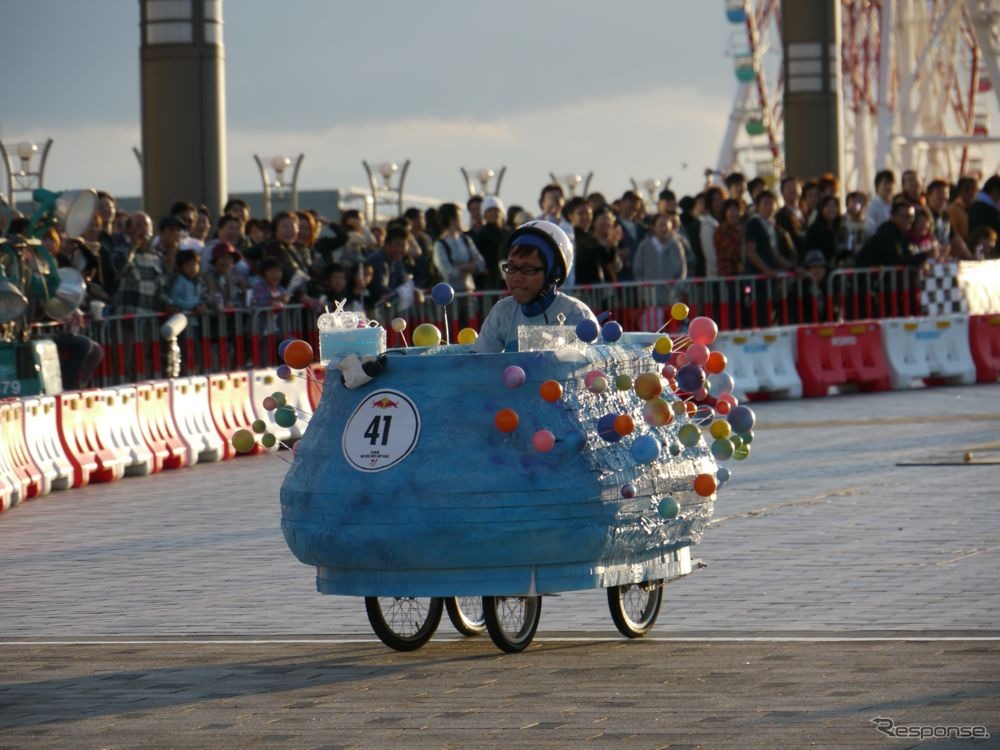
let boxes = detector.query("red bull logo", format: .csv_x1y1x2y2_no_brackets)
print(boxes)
371,397,399,409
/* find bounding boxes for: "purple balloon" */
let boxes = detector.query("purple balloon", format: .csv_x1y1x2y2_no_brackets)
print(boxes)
675,363,706,393
431,282,455,305
727,404,756,434
597,413,623,443
276,364,292,380
576,319,599,343
621,483,637,499
601,321,623,342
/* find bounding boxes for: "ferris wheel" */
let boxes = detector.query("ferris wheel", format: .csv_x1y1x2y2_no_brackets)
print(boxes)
717,0,1000,190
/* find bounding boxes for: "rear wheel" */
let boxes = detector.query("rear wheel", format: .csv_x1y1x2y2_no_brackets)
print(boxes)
482,595,542,653
446,596,487,636
607,580,663,638
365,596,443,651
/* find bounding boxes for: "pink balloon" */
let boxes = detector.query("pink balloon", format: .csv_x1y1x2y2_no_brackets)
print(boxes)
661,364,677,378
694,387,709,400
716,392,739,409
687,343,710,366
532,429,555,452
688,316,719,346
674,352,689,367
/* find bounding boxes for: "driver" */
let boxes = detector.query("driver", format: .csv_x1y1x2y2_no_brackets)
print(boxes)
472,220,597,353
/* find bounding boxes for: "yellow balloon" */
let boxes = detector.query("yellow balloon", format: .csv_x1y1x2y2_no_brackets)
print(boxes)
457,327,478,345
412,323,442,347
709,419,731,440
654,336,673,355
670,302,690,321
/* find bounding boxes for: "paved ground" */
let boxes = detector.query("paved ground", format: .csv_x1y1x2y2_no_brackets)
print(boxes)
1,384,998,747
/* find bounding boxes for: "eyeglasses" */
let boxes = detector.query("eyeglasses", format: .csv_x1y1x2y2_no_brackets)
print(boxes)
501,262,545,276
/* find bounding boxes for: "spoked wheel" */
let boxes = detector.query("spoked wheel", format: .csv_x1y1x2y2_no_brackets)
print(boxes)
446,596,487,636
607,579,664,638
482,595,542,653
365,596,443,651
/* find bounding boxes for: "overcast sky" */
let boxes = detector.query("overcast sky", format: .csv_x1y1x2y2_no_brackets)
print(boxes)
2,1,753,208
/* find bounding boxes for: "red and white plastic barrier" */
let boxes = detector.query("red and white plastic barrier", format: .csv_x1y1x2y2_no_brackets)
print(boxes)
881,316,976,390
714,327,802,401
0,399,44,501
56,390,128,487
22,396,75,493
208,372,259,459
169,376,225,464
101,386,156,476
796,321,892,398
969,314,1000,383
135,381,187,472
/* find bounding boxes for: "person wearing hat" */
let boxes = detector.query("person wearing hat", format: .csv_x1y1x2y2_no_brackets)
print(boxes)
204,241,244,311
796,249,829,323
472,195,508,290
471,220,597,354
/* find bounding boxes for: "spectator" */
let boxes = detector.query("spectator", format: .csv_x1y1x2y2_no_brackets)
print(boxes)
776,175,805,255
967,175,1000,242
223,197,251,226
366,224,415,321
657,189,678,217
632,212,687,309
467,195,484,233
677,194,706,277
841,191,871,260
245,217,269,248
474,195,508,290
536,184,575,245
896,169,924,208
746,177,767,210
725,172,747,207
745,190,797,325
568,198,603,285
804,195,843,265
337,209,376,265
591,206,624,283
925,179,970,260
401,207,433,288
114,212,170,315
855,200,928,267
191,205,213,244
432,202,485,293
968,226,998,260
800,180,820,225
713,199,745,276
167,249,208,315
699,186,725,277
260,211,312,298
250,257,290,307
154,214,185,274
80,211,116,298
946,176,978,242
203,242,244,310
616,190,646,274
794,250,830,323
866,169,896,232
309,262,365,313
906,206,939,259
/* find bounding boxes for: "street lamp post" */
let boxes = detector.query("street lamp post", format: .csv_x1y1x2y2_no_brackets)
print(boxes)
549,171,593,197
253,153,304,220
630,177,669,208
460,166,506,197
362,159,410,224
0,138,53,213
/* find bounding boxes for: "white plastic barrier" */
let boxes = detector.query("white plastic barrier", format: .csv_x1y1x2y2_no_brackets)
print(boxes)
713,326,803,400
881,315,977,390
21,396,74,493
169,376,225,464
101,387,156,476
248,368,294,445
0,432,24,511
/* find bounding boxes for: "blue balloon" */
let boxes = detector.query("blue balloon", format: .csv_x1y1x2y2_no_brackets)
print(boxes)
596,413,622,443
277,338,295,358
716,466,732,483
651,349,671,364
727,405,756,434
597,311,613,323
668,442,681,456
675,363,706,393
601,321,623,342
575,319,599,343
564,429,587,451
630,434,661,463
431,282,455,305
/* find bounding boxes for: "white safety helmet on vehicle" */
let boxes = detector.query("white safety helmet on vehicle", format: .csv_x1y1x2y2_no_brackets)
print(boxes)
506,220,574,287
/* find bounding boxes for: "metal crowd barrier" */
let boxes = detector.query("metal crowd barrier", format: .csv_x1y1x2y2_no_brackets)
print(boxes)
25,263,929,387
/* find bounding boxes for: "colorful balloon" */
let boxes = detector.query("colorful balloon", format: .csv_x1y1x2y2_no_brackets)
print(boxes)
686,343,710,366
614,373,633,391
262,396,277,412
539,379,563,402
642,397,673,427
431,282,455,305
677,423,701,447
630,434,660,463
575,318,599,343
621,483,637,499
668,442,682,456
271,391,287,408
733,444,751,461
283,340,313,370
231,429,256,454
658,497,680,519
676,363,706,393
412,323,442,347
634,372,663,401
693,473,717,497
494,408,519,433
457,327,478,345
711,438,734,461
716,466,732,483
251,419,267,434
651,348,672,364
740,430,754,444
709,419,732,440
532,429,555,452
670,302,689,321
277,339,294,358
391,317,407,332
503,365,526,388
709,373,736,397
601,321,623,342
613,414,635,436
661,364,677,379
727,405,756,434
276,364,293,380
274,406,297,428
597,413,623,442
688,316,719,346
261,432,277,449
654,336,673,355
705,351,728,374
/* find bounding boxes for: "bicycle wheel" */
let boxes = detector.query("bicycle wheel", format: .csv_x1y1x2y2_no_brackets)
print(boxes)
446,596,487,636
606,580,663,638
482,595,542,653
365,596,443,651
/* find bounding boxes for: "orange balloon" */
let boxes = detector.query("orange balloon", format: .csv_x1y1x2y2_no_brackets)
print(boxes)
705,351,728,374
693,473,717,497
283,340,314,370
539,380,563,402
715,399,732,415
613,414,635,436
685,401,697,417
494,408,519,433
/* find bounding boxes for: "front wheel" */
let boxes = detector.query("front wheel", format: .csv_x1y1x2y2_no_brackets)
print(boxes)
365,596,443,651
446,596,487,636
482,595,542,653
607,580,663,638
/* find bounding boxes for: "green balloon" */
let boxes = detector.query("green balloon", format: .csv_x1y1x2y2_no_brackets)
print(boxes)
711,438,734,461
231,429,256,454
668,443,681,457
678,423,701,447
614,374,632,391
251,419,267,434
740,430,754,444
730,434,744,449
261,432,277,448
271,391,288,408
274,406,297,428
734,444,751,461
657,497,680,519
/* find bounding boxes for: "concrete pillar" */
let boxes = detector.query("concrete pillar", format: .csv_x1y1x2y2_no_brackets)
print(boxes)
781,0,843,186
139,0,227,220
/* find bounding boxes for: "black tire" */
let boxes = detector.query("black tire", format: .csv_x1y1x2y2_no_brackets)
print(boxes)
446,596,487,636
365,596,443,651
607,580,663,638
482,595,542,653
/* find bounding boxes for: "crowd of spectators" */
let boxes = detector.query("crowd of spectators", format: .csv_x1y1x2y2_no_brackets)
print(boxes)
2,167,999,381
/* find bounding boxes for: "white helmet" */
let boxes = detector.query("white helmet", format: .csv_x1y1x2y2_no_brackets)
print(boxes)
507,220,574,286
